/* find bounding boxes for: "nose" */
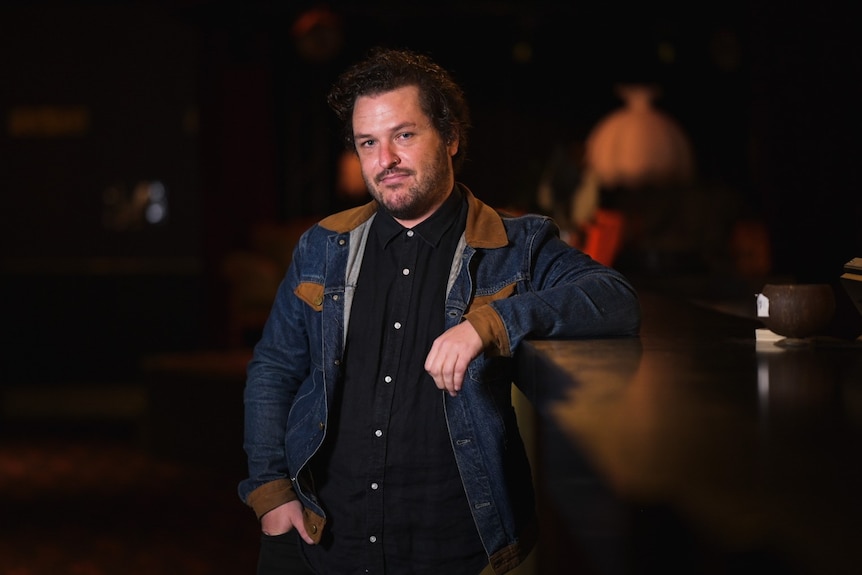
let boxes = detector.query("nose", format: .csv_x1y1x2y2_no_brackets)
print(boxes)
378,143,400,169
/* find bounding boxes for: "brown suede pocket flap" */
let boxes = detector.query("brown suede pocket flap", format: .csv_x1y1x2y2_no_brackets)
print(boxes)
466,282,515,313
294,282,324,311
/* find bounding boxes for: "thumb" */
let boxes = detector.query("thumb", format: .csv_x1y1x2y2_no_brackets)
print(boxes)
293,518,316,545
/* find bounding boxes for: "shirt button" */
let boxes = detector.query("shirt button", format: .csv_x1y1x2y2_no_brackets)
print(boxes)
406,230,414,237
371,482,379,490
393,321,402,329
384,375,392,383
369,535,377,543
402,268,410,276
374,429,383,437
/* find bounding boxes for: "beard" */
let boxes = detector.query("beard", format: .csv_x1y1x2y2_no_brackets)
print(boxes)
364,143,453,222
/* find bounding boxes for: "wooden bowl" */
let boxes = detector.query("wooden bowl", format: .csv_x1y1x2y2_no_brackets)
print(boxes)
758,283,836,343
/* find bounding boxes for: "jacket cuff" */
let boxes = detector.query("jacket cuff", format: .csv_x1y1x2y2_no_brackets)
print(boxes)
464,305,511,357
246,479,298,520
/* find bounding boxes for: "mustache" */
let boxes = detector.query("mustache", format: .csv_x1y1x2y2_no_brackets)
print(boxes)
375,168,412,183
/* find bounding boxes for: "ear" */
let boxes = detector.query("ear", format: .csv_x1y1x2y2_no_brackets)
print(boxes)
447,132,460,157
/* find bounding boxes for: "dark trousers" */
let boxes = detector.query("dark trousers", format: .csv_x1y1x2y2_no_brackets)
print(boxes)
257,530,495,575
257,531,316,575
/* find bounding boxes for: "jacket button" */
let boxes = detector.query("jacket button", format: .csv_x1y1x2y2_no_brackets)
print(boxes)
310,524,318,534
314,296,323,306
318,422,325,430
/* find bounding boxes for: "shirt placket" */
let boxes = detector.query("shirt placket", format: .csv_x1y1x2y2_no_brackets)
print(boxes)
364,228,418,572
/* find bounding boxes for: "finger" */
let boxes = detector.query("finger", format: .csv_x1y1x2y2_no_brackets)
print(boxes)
424,345,437,374
294,522,315,545
452,360,465,394
443,353,461,397
450,355,469,395
425,345,448,392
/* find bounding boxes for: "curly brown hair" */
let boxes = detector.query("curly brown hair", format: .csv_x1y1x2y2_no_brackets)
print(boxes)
326,47,472,173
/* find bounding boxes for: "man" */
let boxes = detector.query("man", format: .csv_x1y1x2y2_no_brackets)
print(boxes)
239,47,641,575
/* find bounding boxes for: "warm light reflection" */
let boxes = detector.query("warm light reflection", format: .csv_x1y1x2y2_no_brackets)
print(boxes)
7,105,90,138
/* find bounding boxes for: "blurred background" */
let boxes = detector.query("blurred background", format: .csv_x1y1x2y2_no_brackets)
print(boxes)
0,0,860,573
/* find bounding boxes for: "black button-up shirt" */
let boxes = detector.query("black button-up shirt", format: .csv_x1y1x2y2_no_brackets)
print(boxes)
305,187,487,574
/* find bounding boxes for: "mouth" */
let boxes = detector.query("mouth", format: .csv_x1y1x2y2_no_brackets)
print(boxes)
376,169,411,185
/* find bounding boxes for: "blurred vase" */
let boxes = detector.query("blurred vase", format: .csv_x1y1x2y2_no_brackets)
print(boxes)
585,84,695,190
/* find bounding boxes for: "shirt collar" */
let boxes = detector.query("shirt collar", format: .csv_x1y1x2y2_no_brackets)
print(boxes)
375,186,464,249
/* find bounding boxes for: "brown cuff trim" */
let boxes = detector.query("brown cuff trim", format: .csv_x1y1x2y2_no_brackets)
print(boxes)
247,479,297,520
464,305,511,357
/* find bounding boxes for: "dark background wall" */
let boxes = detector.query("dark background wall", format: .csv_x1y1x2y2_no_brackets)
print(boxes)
1,1,860,385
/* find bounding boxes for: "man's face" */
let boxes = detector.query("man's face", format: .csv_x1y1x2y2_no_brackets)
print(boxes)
352,85,459,226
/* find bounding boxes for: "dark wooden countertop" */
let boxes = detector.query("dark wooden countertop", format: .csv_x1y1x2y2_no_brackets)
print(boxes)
518,291,862,575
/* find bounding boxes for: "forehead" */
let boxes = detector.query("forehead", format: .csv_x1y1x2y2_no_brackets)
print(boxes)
352,85,427,133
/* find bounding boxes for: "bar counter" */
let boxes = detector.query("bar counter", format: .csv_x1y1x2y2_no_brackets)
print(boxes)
518,290,862,575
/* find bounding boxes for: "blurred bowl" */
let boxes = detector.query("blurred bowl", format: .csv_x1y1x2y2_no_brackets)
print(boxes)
758,283,836,343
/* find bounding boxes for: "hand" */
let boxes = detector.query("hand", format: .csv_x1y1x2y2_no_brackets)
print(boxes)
260,500,315,544
424,321,483,397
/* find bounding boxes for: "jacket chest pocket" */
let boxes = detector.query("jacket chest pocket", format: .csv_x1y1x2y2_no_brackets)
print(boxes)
466,282,516,314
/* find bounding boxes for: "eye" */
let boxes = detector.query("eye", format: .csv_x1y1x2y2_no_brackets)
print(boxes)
396,132,414,142
358,138,376,149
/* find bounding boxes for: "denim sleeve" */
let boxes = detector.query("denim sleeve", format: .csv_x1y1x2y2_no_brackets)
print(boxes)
489,217,641,352
238,247,313,504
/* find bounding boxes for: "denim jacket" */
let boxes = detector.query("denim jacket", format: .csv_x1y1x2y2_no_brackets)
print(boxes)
239,185,641,574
